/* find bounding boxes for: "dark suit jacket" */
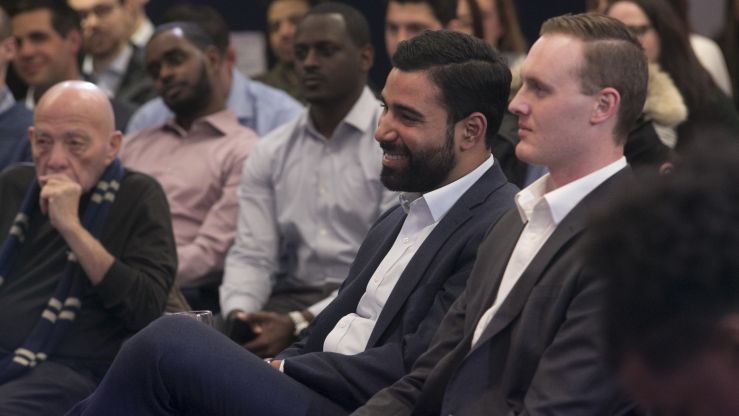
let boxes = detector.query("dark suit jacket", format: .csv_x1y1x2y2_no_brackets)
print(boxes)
354,168,637,416
115,45,156,107
277,162,518,412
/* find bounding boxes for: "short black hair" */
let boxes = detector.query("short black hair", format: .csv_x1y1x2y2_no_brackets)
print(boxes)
161,4,229,55
386,0,456,26
302,2,371,47
12,0,80,37
149,21,216,53
587,138,739,374
392,30,511,149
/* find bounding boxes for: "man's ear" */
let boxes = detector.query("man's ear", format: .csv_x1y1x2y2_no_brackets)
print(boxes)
591,87,620,125
1,37,16,62
205,45,222,70
65,29,83,55
457,112,487,151
359,44,374,73
27,126,35,147
106,131,123,164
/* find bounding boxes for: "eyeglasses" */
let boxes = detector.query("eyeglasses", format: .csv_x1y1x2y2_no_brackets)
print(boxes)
626,24,652,37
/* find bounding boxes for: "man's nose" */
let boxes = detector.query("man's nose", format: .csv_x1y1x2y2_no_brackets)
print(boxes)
46,142,70,170
374,112,397,143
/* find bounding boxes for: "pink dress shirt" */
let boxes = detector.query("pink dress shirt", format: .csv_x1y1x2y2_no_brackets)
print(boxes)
121,110,257,287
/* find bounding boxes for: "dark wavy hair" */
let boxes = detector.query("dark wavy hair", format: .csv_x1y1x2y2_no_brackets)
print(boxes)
392,30,511,149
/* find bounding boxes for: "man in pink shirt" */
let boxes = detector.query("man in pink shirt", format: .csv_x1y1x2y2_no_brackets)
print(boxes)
120,22,256,309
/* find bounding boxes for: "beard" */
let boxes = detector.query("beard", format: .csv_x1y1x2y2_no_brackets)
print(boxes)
163,62,212,119
380,124,457,193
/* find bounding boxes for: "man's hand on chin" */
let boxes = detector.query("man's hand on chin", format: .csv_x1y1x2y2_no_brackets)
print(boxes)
39,174,83,236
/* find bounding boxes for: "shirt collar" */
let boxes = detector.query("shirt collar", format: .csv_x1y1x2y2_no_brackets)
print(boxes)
163,109,241,138
0,86,16,114
24,87,36,109
401,155,494,223
340,86,379,134
228,69,255,122
304,86,378,141
424,155,494,222
515,157,627,225
131,18,154,48
82,43,133,77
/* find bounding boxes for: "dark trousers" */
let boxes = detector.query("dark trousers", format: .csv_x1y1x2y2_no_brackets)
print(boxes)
66,316,348,416
0,359,98,416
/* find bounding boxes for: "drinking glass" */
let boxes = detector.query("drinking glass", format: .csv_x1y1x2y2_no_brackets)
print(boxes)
167,310,214,326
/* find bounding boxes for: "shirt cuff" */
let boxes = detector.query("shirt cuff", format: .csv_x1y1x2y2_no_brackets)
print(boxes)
306,289,339,317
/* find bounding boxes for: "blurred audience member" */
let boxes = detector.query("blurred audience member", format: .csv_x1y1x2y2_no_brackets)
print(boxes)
0,6,32,171
384,0,456,57
0,81,175,416
607,0,739,150
220,3,396,358
121,23,257,311
69,0,156,106
665,0,732,97
255,0,311,101
448,0,484,38
10,0,135,131
125,0,152,48
474,0,527,65
719,0,739,108
588,139,739,416
126,4,302,137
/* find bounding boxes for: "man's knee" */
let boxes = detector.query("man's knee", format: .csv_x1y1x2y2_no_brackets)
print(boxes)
122,315,204,359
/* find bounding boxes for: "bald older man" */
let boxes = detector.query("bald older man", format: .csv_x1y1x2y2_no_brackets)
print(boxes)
0,81,176,415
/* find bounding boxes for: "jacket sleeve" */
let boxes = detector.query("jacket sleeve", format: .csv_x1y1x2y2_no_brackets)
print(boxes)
282,232,481,411
351,285,470,416
93,173,177,331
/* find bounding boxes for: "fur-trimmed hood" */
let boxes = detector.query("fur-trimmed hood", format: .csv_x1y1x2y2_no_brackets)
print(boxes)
508,61,687,128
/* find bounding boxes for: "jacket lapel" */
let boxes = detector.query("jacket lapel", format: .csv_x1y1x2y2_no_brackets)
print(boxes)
367,164,508,347
305,208,405,349
468,167,632,352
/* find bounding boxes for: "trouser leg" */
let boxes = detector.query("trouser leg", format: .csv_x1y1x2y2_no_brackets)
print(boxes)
67,315,347,416
0,360,97,416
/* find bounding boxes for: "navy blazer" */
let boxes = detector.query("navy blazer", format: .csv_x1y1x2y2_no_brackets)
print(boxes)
354,168,639,416
277,161,518,411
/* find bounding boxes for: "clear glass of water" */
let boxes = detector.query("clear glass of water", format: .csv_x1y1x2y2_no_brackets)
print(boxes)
167,310,214,326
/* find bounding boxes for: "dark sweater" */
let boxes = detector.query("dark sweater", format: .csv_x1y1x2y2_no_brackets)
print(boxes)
0,103,33,172
0,165,176,373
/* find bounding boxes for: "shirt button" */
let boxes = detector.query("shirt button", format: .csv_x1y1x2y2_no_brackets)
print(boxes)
373,278,381,284
402,237,410,244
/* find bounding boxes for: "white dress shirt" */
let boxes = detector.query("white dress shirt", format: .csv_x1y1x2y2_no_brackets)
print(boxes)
471,157,627,347
82,44,134,99
220,87,396,316
323,156,495,355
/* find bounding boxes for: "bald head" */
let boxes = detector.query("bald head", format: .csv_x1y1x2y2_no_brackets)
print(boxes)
36,81,116,135
31,81,121,191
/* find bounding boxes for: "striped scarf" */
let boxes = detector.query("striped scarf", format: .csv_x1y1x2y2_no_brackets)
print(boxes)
0,159,124,383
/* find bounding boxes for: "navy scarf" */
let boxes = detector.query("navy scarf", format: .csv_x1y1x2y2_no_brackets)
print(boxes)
0,159,124,383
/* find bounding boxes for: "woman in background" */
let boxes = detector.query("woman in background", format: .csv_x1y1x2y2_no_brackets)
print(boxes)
607,0,739,150
452,0,527,66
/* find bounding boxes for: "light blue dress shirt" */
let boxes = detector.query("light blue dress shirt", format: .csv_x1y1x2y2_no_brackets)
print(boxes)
125,69,303,137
